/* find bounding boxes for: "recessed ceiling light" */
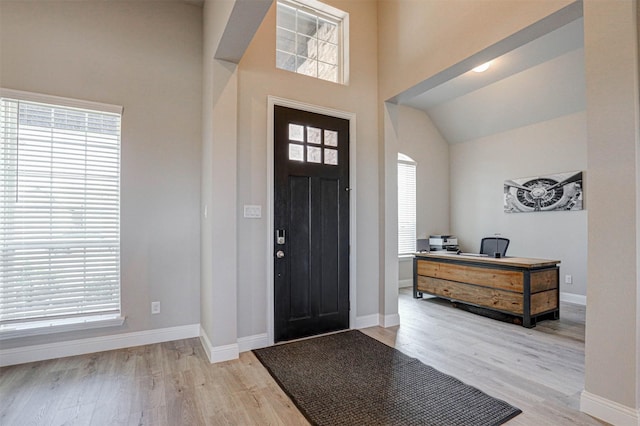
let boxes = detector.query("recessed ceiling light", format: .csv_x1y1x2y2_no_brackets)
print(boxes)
472,61,492,73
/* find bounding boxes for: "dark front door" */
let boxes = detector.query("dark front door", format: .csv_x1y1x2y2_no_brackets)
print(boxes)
274,105,350,342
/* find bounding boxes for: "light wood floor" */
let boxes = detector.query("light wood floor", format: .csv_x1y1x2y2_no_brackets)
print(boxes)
0,289,606,425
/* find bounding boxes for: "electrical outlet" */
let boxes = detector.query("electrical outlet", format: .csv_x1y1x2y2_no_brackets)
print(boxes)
151,301,161,314
564,275,573,284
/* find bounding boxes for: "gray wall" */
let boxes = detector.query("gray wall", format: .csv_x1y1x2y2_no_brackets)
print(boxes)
394,107,588,300
0,1,203,347
582,0,639,411
450,112,587,297
236,0,381,336
398,106,451,241
396,105,450,285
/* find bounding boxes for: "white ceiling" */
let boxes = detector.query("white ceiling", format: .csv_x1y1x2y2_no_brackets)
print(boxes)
400,18,585,144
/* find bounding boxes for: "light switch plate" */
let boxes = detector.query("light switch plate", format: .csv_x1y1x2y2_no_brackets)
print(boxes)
244,205,262,219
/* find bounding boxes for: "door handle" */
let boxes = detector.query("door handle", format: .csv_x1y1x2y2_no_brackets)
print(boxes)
276,250,285,258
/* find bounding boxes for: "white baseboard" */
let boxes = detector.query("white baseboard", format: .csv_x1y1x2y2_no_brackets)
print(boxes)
354,314,379,329
380,313,400,328
199,326,214,361
238,333,269,352
560,292,587,305
398,279,413,288
354,313,401,329
199,326,239,363
0,324,200,367
580,390,639,426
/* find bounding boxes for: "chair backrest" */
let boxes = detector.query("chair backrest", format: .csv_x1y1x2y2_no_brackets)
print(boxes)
480,237,510,257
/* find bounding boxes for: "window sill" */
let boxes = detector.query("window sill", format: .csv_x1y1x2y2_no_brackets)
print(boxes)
398,255,415,261
0,314,125,340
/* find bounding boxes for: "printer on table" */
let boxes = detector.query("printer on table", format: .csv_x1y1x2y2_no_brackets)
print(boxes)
428,235,459,252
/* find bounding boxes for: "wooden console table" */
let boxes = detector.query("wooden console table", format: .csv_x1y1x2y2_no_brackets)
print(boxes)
413,253,560,328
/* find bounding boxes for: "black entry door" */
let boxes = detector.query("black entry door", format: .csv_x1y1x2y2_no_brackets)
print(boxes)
274,105,350,342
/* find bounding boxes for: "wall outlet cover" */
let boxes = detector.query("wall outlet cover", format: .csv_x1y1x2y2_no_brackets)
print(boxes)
244,205,262,218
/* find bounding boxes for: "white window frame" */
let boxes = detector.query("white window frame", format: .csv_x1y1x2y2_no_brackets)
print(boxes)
276,0,349,84
0,88,124,340
398,153,416,257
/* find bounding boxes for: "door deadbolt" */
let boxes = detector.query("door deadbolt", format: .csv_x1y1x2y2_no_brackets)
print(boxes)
276,229,286,245
276,250,285,258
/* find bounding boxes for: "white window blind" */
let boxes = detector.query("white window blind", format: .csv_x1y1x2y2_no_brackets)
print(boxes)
0,90,121,325
398,154,416,256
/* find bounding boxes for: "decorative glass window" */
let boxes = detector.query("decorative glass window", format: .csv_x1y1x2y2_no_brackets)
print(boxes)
398,153,416,256
287,122,339,165
0,89,122,336
276,0,349,84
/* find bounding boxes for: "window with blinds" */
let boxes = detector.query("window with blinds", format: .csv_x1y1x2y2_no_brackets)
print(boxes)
398,153,416,256
0,90,122,330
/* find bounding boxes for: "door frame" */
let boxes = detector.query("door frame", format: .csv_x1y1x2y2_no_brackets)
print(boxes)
267,96,357,346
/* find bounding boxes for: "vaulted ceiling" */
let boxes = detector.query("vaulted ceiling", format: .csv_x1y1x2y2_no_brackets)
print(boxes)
399,18,585,144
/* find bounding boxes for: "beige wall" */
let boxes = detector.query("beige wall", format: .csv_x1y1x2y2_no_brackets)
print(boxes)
236,0,380,335
396,105,449,284
398,106,450,240
2,1,638,421
450,112,587,297
377,0,573,102
583,0,639,414
0,1,203,348
378,0,574,326
378,0,639,421
201,0,239,355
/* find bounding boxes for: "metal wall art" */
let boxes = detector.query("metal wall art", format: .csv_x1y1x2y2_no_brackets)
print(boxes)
504,171,583,213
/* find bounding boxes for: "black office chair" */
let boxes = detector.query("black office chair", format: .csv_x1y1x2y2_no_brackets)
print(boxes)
480,237,510,257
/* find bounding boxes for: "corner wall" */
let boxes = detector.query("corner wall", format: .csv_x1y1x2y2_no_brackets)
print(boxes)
450,112,587,299
201,0,251,361
0,1,202,351
581,1,640,423
378,0,640,423
395,105,450,284
236,0,381,337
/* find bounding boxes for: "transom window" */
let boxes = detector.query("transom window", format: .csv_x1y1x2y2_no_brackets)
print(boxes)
276,0,348,84
288,123,338,165
0,89,122,336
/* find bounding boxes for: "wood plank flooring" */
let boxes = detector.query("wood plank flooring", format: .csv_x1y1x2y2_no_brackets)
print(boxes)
0,289,606,425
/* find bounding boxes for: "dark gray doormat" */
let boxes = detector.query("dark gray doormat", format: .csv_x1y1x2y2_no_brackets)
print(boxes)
253,330,521,426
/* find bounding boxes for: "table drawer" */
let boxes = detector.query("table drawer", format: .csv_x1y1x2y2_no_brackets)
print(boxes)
417,275,523,314
417,260,524,292
531,289,558,314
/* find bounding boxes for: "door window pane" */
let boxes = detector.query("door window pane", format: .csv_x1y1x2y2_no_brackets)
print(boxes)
307,126,321,144
324,148,338,165
324,129,338,146
289,123,304,142
307,146,321,163
289,143,304,161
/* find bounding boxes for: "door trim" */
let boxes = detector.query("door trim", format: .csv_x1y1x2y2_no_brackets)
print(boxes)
267,96,357,346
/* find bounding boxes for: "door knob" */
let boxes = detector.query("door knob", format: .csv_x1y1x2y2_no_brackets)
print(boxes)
276,250,285,258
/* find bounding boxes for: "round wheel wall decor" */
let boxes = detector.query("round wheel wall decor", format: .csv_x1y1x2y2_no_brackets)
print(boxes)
504,171,583,213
